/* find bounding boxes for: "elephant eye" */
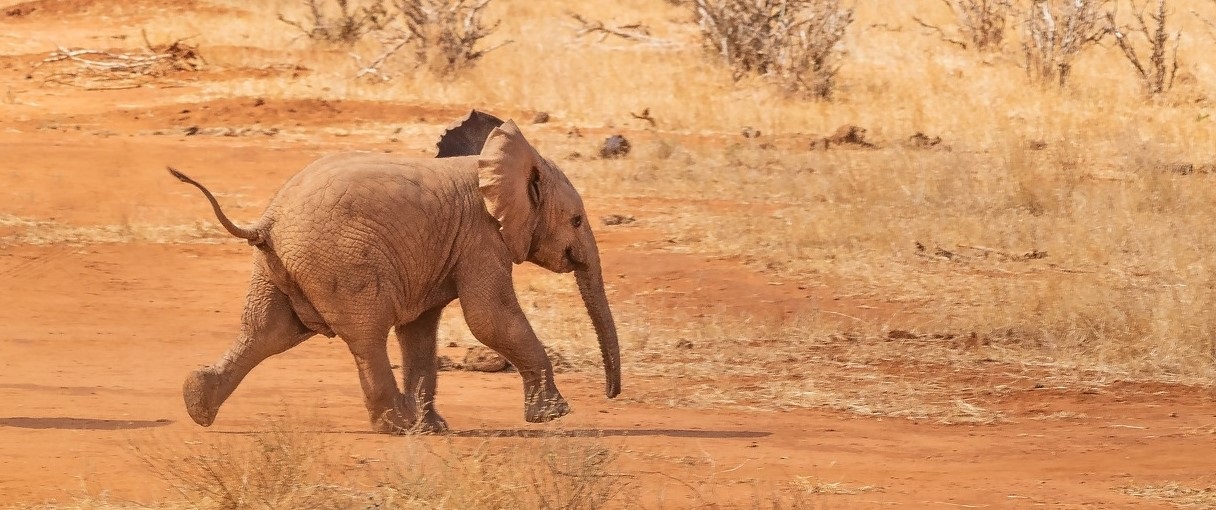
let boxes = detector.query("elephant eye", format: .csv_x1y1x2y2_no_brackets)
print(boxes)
571,215,583,228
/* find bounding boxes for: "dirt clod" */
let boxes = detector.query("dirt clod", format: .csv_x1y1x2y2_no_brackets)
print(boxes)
464,346,510,372
532,111,550,124
906,132,948,150
811,125,876,150
599,134,631,158
601,214,636,226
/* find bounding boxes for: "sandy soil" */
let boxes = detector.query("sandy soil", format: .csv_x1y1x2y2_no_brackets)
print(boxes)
2,3,1216,508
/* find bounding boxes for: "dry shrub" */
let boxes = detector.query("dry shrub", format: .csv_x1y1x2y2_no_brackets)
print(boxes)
396,0,508,75
1108,0,1181,96
691,0,855,99
914,0,1014,51
277,0,394,45
1021,0,1110,85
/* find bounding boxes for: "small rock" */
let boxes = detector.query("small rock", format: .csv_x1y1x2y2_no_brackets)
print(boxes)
567,127,584,138
532,111,551,124
446,341,458,348
675,339,694,349
601,214,636,226
253,97,266,107
1026,139,1048,151
741,126,761,138
464,346,509,372
599,134,631,159
183,126,200,136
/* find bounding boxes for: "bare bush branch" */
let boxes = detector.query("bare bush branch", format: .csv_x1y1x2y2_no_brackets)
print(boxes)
278,0,394,45
1021,0,1110,86
396,0,511,75
1109,0,1180,96
691,0,855,100
913,0,1013,50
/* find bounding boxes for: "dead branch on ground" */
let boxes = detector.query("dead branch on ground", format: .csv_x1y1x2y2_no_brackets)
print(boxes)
31,33,204,88
567,11,674,45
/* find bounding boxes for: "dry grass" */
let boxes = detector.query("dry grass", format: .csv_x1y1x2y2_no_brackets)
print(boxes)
118,416,636,509
0,416,854,510
1121,482,1216,509
0,215,228,246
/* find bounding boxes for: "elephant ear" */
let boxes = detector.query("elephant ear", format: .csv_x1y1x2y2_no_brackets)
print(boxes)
478,120,541,264
436,110,505,158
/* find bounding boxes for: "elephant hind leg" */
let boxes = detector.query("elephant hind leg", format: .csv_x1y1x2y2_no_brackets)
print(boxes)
339,325,409,434
395,306,449,433
184,265,314,427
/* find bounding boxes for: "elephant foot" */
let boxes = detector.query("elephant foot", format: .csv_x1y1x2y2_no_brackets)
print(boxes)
525,393,572,423
371,407,413,435
183,368,220,427
415,411,450,434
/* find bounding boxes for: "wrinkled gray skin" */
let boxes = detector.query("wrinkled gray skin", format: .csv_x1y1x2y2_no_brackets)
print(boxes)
171,111,621,433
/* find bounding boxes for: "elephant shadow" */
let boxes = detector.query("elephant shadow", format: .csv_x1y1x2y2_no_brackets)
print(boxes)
448,428,772,439
0,416,174,430
215,428,771,439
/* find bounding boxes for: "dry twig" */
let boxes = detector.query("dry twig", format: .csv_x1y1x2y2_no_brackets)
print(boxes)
567,11,673,45
630,108,657,127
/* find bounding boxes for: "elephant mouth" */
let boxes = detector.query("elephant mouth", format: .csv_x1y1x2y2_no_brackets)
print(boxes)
564,247,588,271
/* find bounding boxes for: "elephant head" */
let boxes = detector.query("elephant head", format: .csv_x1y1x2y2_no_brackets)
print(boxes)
439,112,622,398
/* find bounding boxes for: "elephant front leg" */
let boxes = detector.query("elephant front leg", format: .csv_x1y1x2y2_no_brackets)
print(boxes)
459,284,570,424
394,306,449,433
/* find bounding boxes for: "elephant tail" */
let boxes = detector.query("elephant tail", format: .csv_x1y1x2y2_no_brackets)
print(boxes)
168,167,265,246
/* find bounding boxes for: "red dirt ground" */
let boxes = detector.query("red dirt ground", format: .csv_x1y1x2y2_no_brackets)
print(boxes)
2,5,1216,509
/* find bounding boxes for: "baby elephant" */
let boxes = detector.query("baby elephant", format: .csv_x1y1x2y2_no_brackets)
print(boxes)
172,110,621,433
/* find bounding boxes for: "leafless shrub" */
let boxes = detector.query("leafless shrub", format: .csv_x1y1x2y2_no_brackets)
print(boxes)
355,0,507,78
1108,0,1180,96
394,0,509,75
691,0,855,99
278,0,394,45
913,0,1014,51
1021,0,1111,86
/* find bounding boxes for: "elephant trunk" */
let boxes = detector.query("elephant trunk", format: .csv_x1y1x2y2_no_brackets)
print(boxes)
574,238,621,398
